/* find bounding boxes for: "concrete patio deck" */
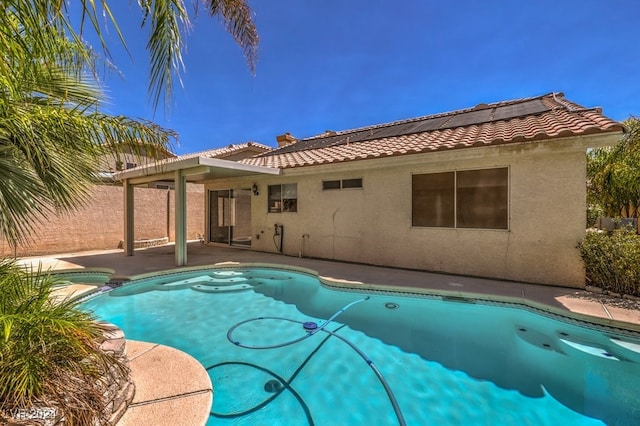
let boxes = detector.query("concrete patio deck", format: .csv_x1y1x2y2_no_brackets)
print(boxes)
17,242,640,425
21,241,640,326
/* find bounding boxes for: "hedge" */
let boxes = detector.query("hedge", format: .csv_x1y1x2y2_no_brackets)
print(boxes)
578,229,640,296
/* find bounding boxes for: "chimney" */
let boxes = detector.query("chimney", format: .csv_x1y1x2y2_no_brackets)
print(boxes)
276,132,296,147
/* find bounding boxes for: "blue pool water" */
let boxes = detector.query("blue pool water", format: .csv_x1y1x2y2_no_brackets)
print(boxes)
81,267,640,425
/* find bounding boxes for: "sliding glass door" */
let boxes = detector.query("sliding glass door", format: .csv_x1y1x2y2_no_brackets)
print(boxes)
209,189,252,246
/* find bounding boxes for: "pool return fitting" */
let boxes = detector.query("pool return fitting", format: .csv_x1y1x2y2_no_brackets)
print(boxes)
224,296,407,426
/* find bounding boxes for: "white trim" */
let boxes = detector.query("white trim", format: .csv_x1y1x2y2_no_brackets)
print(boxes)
114,156,281,182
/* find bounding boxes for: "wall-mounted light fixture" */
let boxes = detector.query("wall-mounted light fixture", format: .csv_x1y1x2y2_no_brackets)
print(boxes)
252,183,259,196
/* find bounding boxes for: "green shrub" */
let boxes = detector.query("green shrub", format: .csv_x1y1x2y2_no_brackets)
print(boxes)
578,229,640,296
586,204,604,229
0,260,128,425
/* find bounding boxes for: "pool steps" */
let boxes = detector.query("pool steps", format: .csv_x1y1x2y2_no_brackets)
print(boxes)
515,326,640,363
610,337,640,355
154,272,294,294
99,270,298,297
558,338,619,360
191,283,254,293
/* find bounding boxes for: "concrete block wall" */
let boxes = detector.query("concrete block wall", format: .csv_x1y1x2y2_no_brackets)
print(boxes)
168,186,205,242
0,184,204,257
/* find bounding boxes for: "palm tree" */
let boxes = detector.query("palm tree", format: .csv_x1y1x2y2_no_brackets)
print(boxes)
0,0,259,247
588,117,640,220
0,259,129,425
0,1,259,423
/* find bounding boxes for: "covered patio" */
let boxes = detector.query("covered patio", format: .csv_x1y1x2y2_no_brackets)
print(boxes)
115,156,280,266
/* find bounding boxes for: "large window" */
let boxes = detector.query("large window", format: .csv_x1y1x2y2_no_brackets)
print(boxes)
412,167,508,229
412,172,454,227
268,184,297,212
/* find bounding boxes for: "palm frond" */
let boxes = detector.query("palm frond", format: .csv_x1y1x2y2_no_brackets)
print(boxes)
0,3,178,246
0,261,128,424
0,97,177,246
205,0,259,75
0,148,52,246
146,0,190,111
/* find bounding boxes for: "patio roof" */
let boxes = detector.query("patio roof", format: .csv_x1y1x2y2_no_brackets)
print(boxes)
174,141,272,161
115,156,279,268
115,155,280,185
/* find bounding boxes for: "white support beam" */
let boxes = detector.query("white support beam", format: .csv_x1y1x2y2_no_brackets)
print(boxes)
182,165,212,176
123,179,135,256
128,172,176,186
174,169,187,266
115,156,281,183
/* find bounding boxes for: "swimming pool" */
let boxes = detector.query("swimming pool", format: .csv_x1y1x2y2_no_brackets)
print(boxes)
80,266,640,425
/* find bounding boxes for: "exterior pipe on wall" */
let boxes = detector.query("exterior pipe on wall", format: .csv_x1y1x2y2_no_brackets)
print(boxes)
300,234,309,258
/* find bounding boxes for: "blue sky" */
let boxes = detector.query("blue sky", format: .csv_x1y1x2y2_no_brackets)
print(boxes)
95,1,640,155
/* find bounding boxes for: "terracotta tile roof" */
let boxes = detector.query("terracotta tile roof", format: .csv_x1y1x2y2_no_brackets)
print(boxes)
242,93,623,169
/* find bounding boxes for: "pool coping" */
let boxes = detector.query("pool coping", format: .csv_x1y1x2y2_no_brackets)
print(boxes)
318,277,640,336
117,340,213,426
91,262,640,336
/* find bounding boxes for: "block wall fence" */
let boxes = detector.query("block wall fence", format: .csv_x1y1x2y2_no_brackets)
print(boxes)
0,185,204,257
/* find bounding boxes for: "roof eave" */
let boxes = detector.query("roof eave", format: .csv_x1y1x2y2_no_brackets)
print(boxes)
115,156,281,184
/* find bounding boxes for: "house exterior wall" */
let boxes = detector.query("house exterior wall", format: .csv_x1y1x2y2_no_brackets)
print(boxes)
0,185,204,257
204,134,613,287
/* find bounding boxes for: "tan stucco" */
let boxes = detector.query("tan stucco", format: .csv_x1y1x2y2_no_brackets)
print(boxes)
204,132,621,287
0,185,204,257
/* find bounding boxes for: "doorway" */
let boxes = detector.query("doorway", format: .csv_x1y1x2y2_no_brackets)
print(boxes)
208,189,252,246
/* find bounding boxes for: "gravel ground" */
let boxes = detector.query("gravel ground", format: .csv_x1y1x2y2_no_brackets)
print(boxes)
570,287,640,310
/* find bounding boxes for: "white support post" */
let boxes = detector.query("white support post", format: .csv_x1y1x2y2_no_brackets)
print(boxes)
123,179,135,256
174,170,187,266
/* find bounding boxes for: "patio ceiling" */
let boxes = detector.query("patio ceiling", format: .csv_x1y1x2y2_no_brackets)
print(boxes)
114,156,281,185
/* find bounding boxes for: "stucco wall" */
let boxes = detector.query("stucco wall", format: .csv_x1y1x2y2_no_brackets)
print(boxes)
168,184,205,242
204,135,613,287
0,185,204,257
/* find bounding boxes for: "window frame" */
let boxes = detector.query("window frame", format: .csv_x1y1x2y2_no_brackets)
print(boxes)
411,172,455,228
341,178,363,189
322,180,342,190
411,167,509,230
268,183,298,213
322,178,363,190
